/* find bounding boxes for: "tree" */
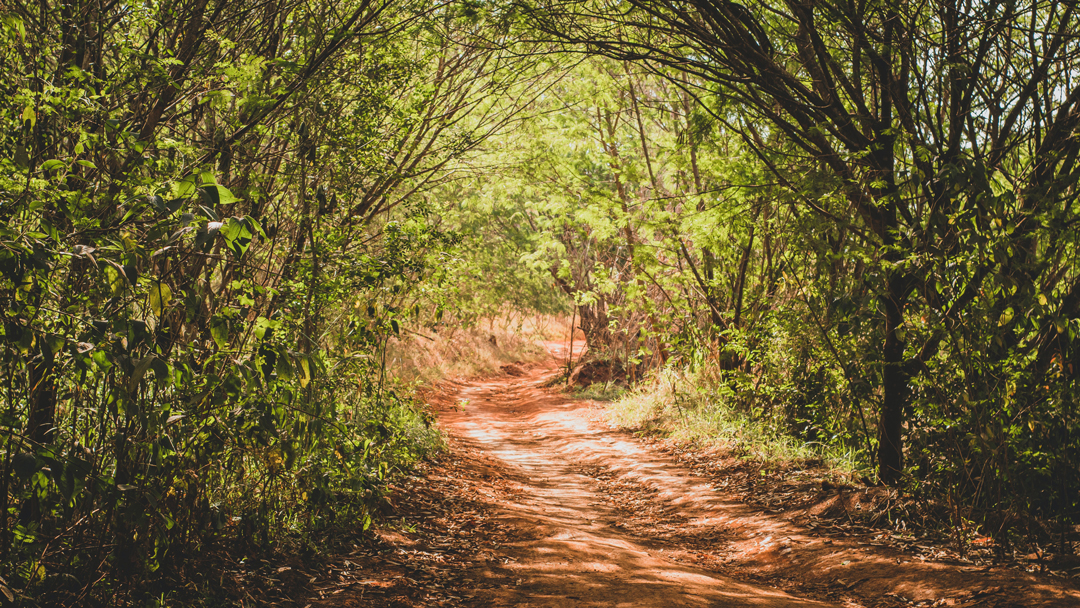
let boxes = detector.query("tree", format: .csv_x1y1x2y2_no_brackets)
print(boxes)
525,0,1080,485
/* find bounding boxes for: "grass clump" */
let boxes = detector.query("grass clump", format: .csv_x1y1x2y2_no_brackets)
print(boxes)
574,381,629,402
604,366,861,475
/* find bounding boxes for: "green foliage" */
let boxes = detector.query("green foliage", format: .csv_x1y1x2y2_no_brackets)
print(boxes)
0,0,540,602
448,29,1080,548
424,181,572,328
605,366,861,472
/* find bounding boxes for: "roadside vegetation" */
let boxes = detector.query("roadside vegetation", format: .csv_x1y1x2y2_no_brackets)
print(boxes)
602,368,862,474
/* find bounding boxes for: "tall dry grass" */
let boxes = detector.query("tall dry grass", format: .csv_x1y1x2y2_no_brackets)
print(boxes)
385,314,572,384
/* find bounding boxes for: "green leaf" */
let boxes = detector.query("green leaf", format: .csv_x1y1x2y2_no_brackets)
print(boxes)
104,264,126,296
3,14,27,44
198,173,240,207
172,176,198,199
128,354,156,393
220,217,253,257
40,159,65,172
253,316,280,340
150,357,171,386
215,184,239,205
220,217,245,240
148,281,173,317
148,195,166,214
91,350,112,371
275,347,293,379
210,318,229,349
246,215,266,238
299,357,311,388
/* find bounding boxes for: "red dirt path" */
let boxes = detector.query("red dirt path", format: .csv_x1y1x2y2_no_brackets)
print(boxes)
322,341,1080,607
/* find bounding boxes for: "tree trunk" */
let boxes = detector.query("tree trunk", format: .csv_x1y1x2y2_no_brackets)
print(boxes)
877,271,908,484
27,353,57,446
732,217,756,330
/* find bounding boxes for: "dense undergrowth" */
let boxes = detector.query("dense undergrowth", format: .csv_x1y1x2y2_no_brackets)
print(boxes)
599,355,1078,562
0,1,566,604
602,367,862,474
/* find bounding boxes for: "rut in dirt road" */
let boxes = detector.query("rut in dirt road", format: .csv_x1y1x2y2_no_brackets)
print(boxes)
436,344,837,608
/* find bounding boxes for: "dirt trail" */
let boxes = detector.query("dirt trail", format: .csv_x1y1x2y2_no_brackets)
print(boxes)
328,341,1080,608
429,343,835,607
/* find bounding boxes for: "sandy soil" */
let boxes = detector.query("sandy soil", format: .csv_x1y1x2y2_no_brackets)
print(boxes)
311,341,1080,608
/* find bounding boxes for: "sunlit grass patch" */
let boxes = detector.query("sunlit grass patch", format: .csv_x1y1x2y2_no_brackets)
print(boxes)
604,366,861,474
386,314,569,383
573,380,628,402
